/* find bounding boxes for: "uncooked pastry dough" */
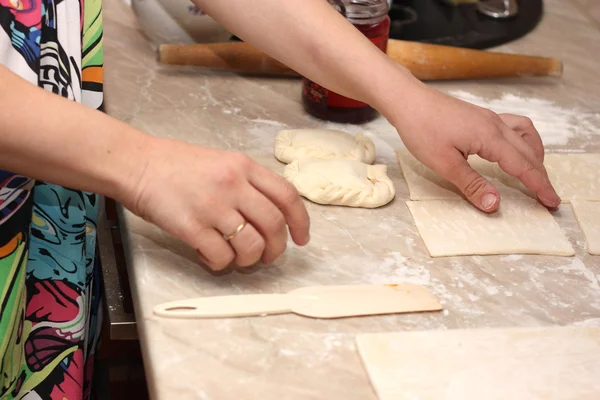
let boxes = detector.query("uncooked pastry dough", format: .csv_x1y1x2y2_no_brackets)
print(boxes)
284,159,395,208
544,154,600,201
397,148,531,200
571,200,600,255
274,129,376,164
406,196,574,257
356,326,600,400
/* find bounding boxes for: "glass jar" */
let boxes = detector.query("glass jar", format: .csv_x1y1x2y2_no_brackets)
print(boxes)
302,0,391,124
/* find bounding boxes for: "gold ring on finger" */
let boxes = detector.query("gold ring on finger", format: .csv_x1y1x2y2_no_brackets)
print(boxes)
223,221,248,241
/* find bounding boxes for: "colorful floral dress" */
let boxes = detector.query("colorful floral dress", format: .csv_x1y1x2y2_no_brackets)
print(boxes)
0,0,104,398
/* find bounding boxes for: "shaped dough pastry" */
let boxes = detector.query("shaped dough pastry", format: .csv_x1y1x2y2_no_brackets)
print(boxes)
544,154,600,201
274,129,376,164
406,196,574,257
397,148,532,200
284,159,395,208
571,200,600,255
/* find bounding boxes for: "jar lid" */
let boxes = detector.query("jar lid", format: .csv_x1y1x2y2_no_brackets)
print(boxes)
328,0,389,25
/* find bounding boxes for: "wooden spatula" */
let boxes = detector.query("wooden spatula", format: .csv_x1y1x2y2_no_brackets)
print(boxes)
153,284,442,319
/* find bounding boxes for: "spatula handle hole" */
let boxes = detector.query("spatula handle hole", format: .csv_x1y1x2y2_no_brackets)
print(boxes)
165,306,197,312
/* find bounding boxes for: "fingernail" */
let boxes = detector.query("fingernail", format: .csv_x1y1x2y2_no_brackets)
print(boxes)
481,193,498,210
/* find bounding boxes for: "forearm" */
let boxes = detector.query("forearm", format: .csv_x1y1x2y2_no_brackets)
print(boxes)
0,66,148,201
193,0,419,120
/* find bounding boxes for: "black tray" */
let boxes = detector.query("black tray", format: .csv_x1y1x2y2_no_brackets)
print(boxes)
389,0,543,49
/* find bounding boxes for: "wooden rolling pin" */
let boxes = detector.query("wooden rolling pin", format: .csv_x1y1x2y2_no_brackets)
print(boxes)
158,39,563,81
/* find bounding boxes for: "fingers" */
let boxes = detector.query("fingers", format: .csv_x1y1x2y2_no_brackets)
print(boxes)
197,197,286,270
488,114,558,208
238,184,288,264
195,228,235,271
197,154,309,270
498,114,545,162
203,183,295,268
438,150,501,212
500,127,541,167
485,134,560,208
214,210,266,268
249,165,310,246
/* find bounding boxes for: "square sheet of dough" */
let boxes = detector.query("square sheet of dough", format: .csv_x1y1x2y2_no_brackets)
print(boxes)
356,326,600,400
544,154,600,201
406,197,574,257
396,149,531,200
571,200,600,255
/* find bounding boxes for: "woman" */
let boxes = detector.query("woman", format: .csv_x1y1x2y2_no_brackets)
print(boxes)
0,0,559,398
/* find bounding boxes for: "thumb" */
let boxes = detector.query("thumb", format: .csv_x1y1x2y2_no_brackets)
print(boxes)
443,154,500,212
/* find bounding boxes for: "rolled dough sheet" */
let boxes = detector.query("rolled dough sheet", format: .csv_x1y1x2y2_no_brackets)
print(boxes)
356,326,600,400
396,149,531,200
406,196,574,257
571,200,600,255
544,154,600,201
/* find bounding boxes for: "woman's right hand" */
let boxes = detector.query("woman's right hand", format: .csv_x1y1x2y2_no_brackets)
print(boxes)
121,137,311,271
383,79,560,213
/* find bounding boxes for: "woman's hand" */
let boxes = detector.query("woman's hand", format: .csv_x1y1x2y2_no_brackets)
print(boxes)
0,68,310,271
385,81,560,212
121,138,311,271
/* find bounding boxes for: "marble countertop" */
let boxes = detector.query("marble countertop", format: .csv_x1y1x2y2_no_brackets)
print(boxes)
103,0,600,399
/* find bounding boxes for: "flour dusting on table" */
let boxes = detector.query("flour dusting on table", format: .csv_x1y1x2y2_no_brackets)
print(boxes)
367,252,430,286
571,318,600,327
449,91,600,146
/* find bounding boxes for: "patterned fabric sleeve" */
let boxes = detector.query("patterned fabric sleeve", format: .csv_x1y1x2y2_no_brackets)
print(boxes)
0,0,104,399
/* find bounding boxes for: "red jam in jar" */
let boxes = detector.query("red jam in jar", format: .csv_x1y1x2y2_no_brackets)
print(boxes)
302,0,390,124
